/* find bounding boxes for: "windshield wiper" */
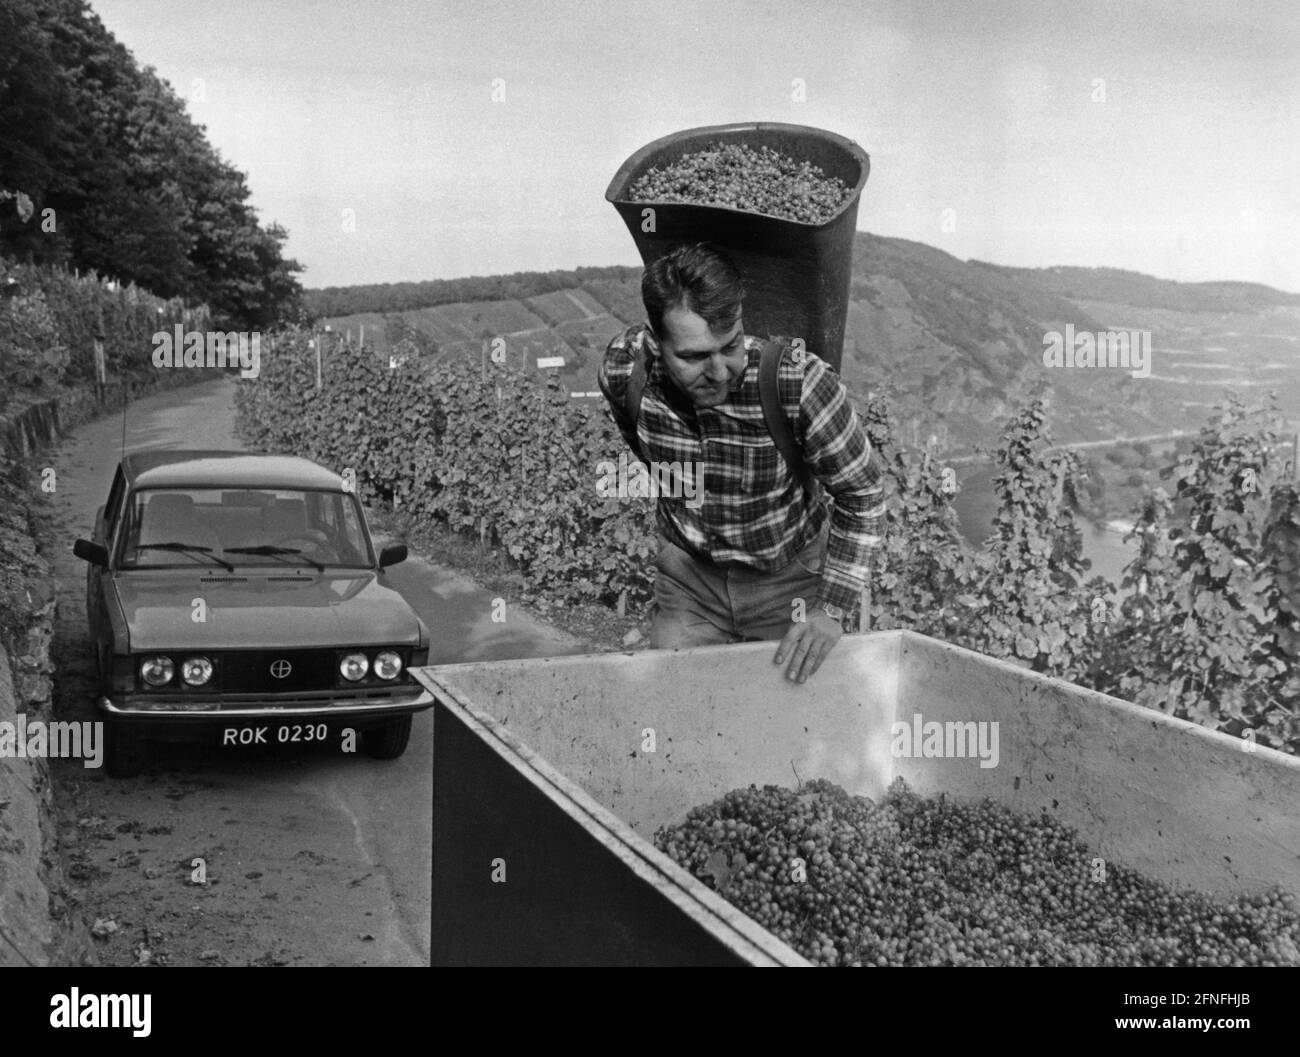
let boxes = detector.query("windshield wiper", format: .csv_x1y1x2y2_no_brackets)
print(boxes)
134,542,236,573
223,545,326,573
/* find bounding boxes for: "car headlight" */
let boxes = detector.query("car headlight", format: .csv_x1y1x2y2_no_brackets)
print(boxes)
140,656,175,687
374,651,403,680
339,652,369,682
181,657,213,686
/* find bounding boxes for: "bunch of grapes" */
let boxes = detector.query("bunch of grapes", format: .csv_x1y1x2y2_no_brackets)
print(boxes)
654,778,1300,967
626,142,852,225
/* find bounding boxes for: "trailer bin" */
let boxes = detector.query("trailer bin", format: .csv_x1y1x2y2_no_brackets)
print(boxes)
414,629,1300,966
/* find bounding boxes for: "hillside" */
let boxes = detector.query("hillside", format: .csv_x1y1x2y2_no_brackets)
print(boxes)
970,262,1300,314
316,233,1300,457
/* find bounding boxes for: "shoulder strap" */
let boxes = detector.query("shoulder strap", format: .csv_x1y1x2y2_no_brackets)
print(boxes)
759,339,817,497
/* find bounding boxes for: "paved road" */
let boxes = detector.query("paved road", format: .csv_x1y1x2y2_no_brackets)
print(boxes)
46,377,583,966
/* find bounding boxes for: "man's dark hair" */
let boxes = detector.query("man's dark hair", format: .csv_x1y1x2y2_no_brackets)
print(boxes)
641,242,745,338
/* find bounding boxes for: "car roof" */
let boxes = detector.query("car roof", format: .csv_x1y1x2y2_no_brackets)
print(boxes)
121,449,346,491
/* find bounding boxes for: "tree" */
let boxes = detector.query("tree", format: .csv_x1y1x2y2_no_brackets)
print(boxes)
0,0,302,326
0,0,71,262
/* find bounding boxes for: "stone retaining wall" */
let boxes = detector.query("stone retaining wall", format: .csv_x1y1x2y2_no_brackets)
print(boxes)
0,368,223,966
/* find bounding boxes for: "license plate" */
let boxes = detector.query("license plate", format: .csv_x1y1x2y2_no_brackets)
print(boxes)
222,723,330,746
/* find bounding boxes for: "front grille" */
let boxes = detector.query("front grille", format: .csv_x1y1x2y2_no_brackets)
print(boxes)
132,647,415,695
220,649,336,693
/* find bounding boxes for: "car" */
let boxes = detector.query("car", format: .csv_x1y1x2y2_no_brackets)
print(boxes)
72,448,433,776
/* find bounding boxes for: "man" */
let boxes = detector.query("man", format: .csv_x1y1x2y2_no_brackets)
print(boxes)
597,242,885,683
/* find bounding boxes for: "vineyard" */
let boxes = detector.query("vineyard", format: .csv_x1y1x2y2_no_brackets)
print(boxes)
235,329,1300,755
0,259,213,411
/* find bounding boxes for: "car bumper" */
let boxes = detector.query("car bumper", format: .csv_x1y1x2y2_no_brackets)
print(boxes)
98,685,434,723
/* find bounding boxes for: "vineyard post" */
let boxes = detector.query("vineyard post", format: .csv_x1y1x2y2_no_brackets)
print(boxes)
92,318,106,404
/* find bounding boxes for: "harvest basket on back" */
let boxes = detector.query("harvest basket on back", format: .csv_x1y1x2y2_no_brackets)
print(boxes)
605,122,870,373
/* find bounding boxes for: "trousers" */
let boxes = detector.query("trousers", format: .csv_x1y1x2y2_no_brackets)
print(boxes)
649,525,828,648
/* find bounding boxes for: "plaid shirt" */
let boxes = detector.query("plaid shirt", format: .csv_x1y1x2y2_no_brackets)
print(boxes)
598,323,885,613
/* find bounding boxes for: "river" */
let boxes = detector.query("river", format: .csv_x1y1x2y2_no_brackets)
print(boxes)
949,463,1137,590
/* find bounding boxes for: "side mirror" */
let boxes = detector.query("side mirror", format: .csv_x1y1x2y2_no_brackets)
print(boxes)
378,543,407,569
74,539,109,567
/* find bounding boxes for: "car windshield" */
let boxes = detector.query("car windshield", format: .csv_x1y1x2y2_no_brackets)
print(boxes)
116,487,374,569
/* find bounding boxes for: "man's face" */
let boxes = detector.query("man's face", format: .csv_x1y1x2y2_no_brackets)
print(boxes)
652,305,747,409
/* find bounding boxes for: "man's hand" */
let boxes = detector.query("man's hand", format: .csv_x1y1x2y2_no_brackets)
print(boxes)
774,610,843,683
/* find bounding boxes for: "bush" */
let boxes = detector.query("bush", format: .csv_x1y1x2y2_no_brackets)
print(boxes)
237,335,1298,753
0,257,204,401
1104,395,1300,751
235,329,657,610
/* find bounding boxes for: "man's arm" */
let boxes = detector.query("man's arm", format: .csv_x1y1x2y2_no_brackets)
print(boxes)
597,325,646,458
773,351,885,682
795,354,886,614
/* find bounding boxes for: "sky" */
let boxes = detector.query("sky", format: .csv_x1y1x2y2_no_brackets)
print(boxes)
89,0,1300,293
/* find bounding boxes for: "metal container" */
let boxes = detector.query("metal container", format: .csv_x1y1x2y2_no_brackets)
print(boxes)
605,122,870,373
414,630,1300,966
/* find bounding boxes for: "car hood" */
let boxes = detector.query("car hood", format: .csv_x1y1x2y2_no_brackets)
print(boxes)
110,571,422,650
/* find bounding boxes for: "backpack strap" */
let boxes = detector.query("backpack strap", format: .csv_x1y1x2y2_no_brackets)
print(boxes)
759,339,819,498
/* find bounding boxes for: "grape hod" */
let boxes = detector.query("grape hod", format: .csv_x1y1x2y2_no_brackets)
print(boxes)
605,122,871,374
